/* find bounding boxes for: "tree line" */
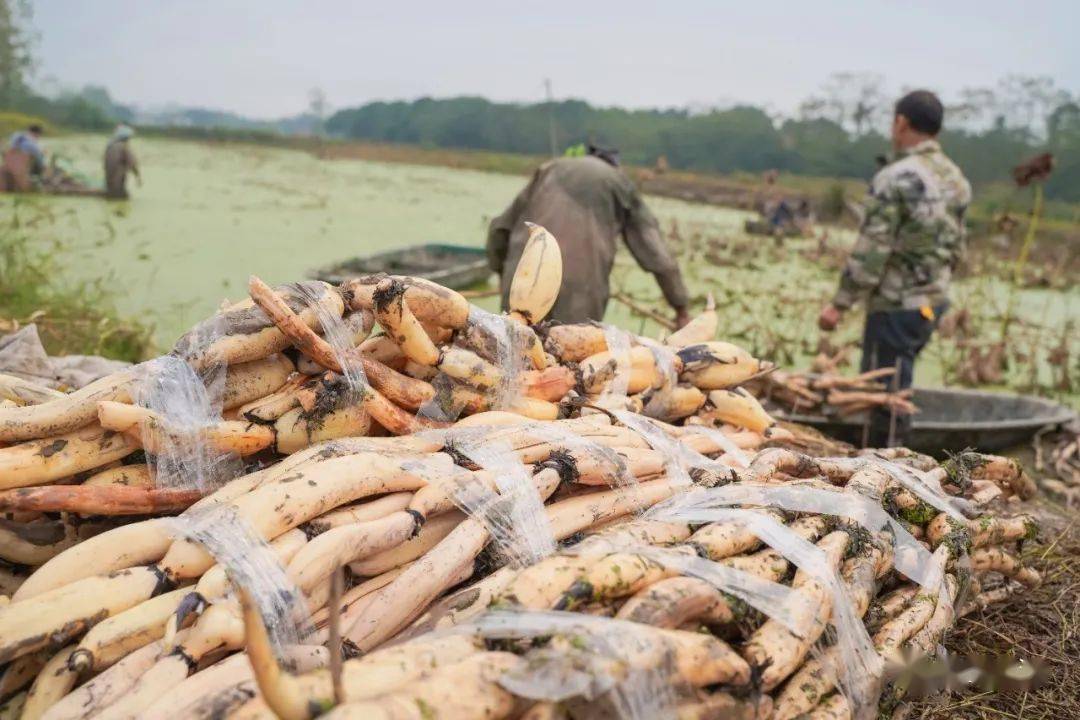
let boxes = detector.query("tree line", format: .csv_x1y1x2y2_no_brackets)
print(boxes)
2,0,1076,201
325,76,1078,201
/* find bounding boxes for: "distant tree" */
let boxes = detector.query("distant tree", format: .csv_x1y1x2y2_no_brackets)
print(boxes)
996,75,1071,139
1047,101,1080,145
0,0,35,105
949,86,998,132
52,95,112,129
308,87,329,136
797,95,829,122
818,72,887,136
64,85,135,123
780,116,885,178
322,76,1077,202
1046,101,1080,201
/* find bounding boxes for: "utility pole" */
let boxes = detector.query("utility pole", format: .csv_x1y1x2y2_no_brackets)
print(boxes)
544,78,557,157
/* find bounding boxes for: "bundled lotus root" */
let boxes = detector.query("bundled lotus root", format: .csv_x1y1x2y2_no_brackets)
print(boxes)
0,224,1039,720
745,368,918,419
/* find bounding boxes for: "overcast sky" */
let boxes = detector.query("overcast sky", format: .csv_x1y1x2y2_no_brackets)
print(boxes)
31,0,1079,119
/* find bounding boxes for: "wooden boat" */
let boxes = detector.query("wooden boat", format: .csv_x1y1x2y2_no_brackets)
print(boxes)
308,243,491,289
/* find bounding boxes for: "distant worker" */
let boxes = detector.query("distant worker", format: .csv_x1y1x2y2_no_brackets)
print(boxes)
755,170,810,237
2,125,46,190
104,124,140,199
792,199,816,236
753,169,778,215
818,90,971,447
487,146,690,326
7,125,45,173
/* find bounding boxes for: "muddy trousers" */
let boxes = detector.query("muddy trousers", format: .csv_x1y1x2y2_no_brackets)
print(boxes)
860,304,947,448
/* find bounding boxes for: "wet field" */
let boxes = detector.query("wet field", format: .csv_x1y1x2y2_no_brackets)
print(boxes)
5,134,1076,404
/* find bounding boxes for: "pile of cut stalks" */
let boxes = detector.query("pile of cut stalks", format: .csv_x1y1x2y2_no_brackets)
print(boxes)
0,225,1043,720
746,368,918,420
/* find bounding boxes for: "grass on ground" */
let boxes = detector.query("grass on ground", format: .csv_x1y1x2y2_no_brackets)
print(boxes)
0,111,57,139
912,499,1079,720
1,197,154,362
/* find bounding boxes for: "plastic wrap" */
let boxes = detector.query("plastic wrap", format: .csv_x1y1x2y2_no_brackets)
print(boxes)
134,315,241,491
0,324,132,389
416,306,528,422
0,324,55,384
523,422,639,493
682,424,750,468
638,338,679,418
612,410,734,487
458,610,680,719
415,373,467,423
863,456,969,521
170,505,312,657
563,535,806,634
599,324,633,402
428,430,555,567
648,503,883,717
293,282,367,395
467,307,529,409
665,483,938,590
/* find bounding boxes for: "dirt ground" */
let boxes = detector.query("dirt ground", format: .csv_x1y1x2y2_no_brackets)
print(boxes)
910,495,1079,719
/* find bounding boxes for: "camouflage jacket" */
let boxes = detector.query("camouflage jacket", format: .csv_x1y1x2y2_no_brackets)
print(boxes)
833,140,972,313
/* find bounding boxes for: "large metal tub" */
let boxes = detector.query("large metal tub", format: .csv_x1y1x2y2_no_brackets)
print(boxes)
777,387,1076,456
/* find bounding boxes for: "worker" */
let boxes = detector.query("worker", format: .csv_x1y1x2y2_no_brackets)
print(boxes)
4,125,46,187
487,146,690,326
755,170,811,237
818,90,971,447
104,124,140,199
792,199,816,237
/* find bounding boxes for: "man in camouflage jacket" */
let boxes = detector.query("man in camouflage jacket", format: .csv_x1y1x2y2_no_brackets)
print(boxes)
819,90,972,447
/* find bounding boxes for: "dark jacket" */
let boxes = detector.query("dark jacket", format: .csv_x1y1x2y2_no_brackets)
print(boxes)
487,157,688,323
104,140,138,199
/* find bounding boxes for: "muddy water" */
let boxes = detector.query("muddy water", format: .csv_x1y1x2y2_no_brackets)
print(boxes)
6,135,1075,402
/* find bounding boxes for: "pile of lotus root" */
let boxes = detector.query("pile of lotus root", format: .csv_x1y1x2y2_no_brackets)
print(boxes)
0,224,1041,720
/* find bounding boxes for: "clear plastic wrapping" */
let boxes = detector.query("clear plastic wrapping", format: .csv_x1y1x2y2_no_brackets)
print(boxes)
612,410,730,487
562,536,806,634
682,424,750,468
467,306,529,410
863,456,969,521
457,610,680,720
664,483,938,590
134,315,241,491
523,422,639,494
416,306,529,422
639,338,679,418
648,503,884,717
169,505,312,657
293,282,367,395
416,374,468,423
434,430,556,567
600,324,633,402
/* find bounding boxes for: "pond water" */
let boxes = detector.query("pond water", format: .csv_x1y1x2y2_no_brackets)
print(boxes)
4,135,1075,403
6,135,525,343
9,135,784,344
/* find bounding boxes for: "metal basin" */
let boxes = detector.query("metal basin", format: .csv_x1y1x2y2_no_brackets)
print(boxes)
777,387,1076,456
